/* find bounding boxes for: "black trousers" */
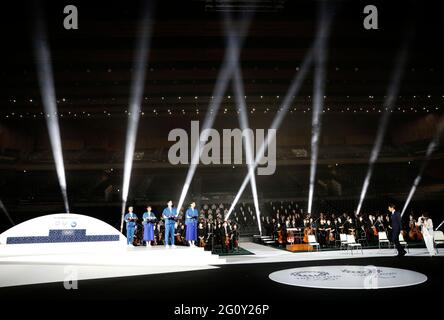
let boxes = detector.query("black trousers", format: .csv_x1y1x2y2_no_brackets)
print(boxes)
392,231,405,254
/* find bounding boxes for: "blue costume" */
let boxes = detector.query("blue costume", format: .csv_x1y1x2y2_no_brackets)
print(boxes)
185,207,198,241
162,207,177,246
142,211,156,241
124,212,138,245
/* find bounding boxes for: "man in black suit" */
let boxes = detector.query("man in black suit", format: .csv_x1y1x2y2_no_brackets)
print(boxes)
388,204,407,257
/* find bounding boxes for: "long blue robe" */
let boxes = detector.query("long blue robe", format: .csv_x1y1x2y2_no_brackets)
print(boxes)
142,211,156,241
185,207,198,241
124,213,137,245
162,207,177,246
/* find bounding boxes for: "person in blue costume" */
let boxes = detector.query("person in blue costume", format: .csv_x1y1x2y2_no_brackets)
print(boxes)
162,200,178,248
142,205,156,247
124,206,138,246
185,202,199,247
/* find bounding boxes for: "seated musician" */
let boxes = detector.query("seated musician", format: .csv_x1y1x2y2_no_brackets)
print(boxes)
220,220,231,253
325,219,335,246
318,217,327,247
231,223,240,250
198,222,206,247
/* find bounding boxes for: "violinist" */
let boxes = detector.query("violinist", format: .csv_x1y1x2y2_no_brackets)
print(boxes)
356,215,366,241
318,217,327,248
337,217,345,235
220,220,231,253
345,216,355,236
408,214,423,241
174,222,185,245
303,217,310,243
231,223,239,250
276,222,284,245
374,215,385,232
197,222,206,247
417,213,437,256
271,218,278,240
368,214,378,240
384,214,393,240
325,219,335,246
205,220,214,249
264,216,272,236
142,205,156,247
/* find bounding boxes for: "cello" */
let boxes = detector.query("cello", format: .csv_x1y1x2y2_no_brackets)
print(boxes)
409,218,423,241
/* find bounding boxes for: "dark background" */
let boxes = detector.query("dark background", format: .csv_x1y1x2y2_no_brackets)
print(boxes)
0,0,443,232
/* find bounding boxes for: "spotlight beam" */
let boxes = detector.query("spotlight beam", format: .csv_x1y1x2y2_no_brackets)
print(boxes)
120,2,154,232
401,114,444,216
307,3,331,214
176,13,254,212
0,199,14,226
224,12,262,233
225,6,334,220
33,9,69,213
232,67,262,233
225,47,315,220
356,41,409,215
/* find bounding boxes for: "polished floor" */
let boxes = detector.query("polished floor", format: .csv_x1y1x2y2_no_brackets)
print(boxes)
0,242,442,316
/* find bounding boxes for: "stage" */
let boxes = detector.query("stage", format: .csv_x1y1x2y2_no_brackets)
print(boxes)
0,241,441,288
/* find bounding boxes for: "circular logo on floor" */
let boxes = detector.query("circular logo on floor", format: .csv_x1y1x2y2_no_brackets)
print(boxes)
269,265,427,289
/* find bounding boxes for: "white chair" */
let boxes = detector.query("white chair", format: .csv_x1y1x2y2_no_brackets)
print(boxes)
346,234,363,254
399,233,409,253
308,234,320,251
339,233,348,250
434,231,444,253
378,231,390,249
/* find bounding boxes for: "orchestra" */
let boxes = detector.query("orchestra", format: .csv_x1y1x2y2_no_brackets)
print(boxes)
124,200,431,252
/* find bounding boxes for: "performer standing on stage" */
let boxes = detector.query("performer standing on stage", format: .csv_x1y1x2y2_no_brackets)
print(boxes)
388,204,407,257
417,213,437,256
162,200,178,248
142,205,156,247
124,206,138,246
185,201,199,247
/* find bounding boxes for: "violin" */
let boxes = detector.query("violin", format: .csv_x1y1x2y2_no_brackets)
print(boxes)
303,227,312,243
286,230,295,244
199,236,206,247
371,225,378,236
225,234,230,247
329,229,335,242
277,230,283,244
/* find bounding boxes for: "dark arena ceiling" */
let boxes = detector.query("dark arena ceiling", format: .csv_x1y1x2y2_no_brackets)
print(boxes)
1,0,443,116
0,0,443,223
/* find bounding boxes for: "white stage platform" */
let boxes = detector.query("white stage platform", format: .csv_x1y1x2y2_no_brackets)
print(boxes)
223,242,443,264
0,244,224,288
0,241,441,288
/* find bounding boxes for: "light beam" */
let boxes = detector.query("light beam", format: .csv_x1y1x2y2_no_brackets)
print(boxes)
0,199,14,226
307,3,331,214
33,8,69,213
120,2,154,232
401,114,444,216
226,4,334,220
176,13,254,212
356,41,409,215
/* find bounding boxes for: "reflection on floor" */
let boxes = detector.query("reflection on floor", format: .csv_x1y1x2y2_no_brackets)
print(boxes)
0,241,441,288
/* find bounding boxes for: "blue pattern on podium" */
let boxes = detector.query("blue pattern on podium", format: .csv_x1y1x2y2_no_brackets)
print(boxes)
6,229,120,244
